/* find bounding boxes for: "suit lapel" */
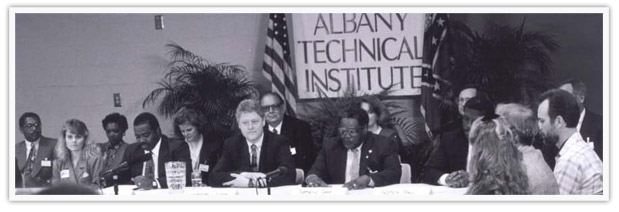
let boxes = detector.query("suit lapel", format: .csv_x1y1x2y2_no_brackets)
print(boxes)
238,137,250,171
359,135,374,176
16,142,27,171
258,132,269,172
33,138,52,175
334,141,348,182
157,137,169,179
280,116,296,147
73,158,88,183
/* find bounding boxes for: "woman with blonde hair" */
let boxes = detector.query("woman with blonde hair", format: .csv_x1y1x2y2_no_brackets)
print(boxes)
52,119,102,187
466,115,529,195
496,103,559,194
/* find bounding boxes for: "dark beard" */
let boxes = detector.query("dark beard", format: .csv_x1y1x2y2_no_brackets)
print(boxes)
542,132,560,148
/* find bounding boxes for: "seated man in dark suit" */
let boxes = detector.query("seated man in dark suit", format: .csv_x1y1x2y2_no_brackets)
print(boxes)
210,99,295,187
122,112,192,189
16,112,57,188
305,106,401,190
260,92,316,174
424,94,494,188
559,79,603,161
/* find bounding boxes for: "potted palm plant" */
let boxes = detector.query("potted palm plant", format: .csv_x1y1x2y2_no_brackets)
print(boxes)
143,43,258,136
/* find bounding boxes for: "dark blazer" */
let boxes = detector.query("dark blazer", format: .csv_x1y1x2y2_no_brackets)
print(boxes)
424,127,468,185
16,136,57,188
195,131,224,186
265,115,316,173
209,131,296,187
580,110,603,161
307,133,401,187
121,135,192,188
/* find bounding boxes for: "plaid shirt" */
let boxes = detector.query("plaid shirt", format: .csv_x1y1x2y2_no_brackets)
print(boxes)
554,132,603,195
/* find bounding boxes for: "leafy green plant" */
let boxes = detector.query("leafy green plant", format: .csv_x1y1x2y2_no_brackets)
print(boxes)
143,43,258,135
449,19,559,105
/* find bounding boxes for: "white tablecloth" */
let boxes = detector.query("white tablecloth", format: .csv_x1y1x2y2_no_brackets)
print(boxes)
101,184,468,196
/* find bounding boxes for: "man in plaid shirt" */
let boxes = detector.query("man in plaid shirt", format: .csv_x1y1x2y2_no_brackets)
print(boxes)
537,89,603,195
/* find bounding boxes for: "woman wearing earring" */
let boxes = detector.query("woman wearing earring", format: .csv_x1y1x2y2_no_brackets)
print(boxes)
52,119,103,187
173,108,224,186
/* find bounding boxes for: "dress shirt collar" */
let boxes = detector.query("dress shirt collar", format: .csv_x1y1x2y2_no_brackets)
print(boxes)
268,121,283,135
557,132,583,158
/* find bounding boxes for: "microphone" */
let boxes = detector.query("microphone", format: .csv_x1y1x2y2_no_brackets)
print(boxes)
264,166,288,179
100,150,152,177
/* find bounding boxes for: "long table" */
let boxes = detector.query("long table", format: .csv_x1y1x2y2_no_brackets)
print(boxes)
100,184,468,196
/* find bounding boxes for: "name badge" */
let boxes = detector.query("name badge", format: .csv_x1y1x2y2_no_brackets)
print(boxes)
82,172,90,178
60,170,70,179
290,147,297,155
41,159,51,167
199,164,209,172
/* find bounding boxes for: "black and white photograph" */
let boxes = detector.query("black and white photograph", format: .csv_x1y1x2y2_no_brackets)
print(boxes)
7,6,609,203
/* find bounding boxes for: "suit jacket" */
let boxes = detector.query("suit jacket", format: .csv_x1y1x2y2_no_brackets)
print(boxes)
52,154,102,186
122,135,192,188
424,127,468,185
210,131,296,187
580,110,603,161
195,130,224,186
307,133,401,187
265,115,316,173
16,136,57,188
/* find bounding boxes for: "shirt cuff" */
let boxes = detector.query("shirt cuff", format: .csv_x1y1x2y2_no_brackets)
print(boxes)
368,177,375,187
438,174,449,186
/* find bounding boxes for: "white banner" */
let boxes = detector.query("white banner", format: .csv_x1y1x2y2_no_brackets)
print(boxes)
292,13,425,99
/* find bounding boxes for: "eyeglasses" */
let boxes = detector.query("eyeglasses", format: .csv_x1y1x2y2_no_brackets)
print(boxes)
338,128,360,137
23,123,40,129
261,102,284,112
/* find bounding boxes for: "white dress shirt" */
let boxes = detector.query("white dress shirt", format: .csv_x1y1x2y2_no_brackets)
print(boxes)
187,135,204,171
345,144,363,183
24,138,41,158
268,121,283,135
143,138,162,187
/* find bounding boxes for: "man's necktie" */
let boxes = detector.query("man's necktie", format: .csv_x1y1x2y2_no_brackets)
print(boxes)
144,159,155,180
349,149,360,180
23,142,36,176
250,144,258,172
272,129,278,135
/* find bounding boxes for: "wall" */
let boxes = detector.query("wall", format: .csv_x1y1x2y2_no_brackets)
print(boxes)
15,13,268,143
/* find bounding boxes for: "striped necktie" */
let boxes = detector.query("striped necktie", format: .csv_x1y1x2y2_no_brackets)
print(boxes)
250,144,258,172
23,142,36,176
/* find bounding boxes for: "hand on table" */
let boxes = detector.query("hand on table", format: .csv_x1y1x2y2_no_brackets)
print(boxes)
132,176,155,190
223,173,251,187
445,170,469,188
239,172,266,180
343,175,371,190
305,174,329,187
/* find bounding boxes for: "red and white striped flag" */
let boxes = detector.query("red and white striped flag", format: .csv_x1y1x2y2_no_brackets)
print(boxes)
262,13,298,117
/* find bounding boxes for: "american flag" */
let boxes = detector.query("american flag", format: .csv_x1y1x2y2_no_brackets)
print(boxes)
262,13,297,117
421,13,452,136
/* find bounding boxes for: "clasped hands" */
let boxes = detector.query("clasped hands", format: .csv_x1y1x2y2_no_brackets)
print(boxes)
223,172,266,187
445,170,469,188
305,174,371,190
